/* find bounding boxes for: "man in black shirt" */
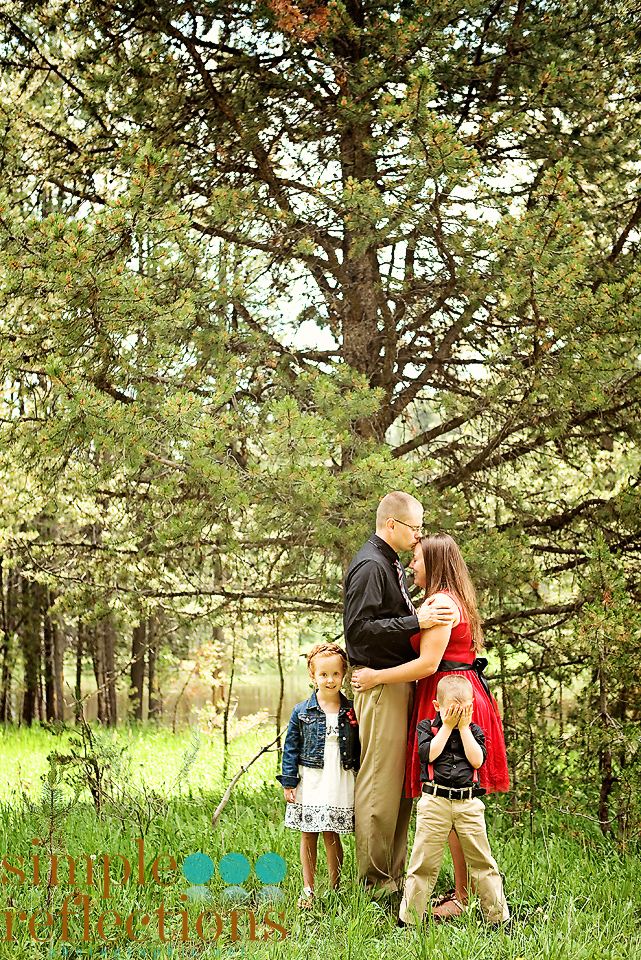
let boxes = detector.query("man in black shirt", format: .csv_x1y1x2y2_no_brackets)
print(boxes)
343,491,452,895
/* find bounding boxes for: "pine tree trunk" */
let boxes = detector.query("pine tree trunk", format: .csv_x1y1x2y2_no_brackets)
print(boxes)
130,619,145,721
147,616,160,721
89,622,110,725
597,637,615,838
21,576,42,725
0,557,13,723
53,608,65,721
102,618,118,726
275,617,284,754
42,587,64,720
43,603,56,721
75,620,84,724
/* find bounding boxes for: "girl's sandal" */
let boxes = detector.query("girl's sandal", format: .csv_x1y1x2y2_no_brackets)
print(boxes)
432,892,465,922
297,886,314,909
432,888,457,907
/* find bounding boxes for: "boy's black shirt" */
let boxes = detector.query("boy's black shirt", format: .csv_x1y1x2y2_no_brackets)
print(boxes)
417,713,487,788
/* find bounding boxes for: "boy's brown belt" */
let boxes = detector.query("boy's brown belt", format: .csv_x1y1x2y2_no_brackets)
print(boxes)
422,782,485,800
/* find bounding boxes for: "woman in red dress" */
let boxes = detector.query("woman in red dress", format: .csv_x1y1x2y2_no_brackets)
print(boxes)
352,533,509,919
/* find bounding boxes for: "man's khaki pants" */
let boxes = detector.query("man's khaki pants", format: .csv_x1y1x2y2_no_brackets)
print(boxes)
354,681,414,894
400,793,510,924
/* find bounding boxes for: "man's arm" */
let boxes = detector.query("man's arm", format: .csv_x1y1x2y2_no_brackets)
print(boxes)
344,559,419,645
352,595,458,689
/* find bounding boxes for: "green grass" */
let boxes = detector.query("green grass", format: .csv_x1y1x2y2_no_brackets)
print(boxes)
0,723,637,958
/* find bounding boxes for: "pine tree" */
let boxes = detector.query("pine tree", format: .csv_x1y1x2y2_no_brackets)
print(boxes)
1,0,641,816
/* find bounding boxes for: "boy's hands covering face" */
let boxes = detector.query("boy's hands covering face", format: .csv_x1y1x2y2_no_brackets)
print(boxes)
457,702,473,729
441,700,474,730
442,703,462,729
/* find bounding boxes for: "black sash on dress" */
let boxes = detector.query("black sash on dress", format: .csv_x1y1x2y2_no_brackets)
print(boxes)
438,657,491,699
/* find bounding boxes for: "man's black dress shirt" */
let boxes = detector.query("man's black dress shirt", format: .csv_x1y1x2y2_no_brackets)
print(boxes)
343,533,420,668
417,714,487,788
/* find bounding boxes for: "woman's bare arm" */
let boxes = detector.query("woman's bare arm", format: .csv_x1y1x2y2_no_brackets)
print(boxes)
352,595,459,690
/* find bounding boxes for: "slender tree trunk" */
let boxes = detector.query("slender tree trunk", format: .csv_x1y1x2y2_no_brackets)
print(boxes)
53,608,65,721
75,620,84,725
558,678,564,738
528,686,536,837
102,618,117,726
598,746,615,839
130,618,146,721
597,632,615,838
0,557,13,723
275,616,285,755
222,629,237,777
211,624,225,709
43,608,65,720
497,635,518,821
89,622,114,725
89,623,107,724
147,616,160,721
42,588,64,720
43,602,56,721
21,576,42,725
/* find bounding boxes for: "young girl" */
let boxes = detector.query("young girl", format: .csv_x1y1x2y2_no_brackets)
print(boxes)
277,642,360,908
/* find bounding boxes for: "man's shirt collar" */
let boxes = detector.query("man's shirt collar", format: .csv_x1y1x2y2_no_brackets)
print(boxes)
369,532,400,564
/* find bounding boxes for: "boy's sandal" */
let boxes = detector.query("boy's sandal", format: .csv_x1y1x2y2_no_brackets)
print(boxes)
297,886,314,909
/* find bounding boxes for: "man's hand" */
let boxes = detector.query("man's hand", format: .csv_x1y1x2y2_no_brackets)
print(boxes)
283,788,296,803
456,702,473,729
417,597,456,630
351,667,378,692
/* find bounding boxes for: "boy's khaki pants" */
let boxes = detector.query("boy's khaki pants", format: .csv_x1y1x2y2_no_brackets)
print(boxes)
400,793,510,924
353,681,414,893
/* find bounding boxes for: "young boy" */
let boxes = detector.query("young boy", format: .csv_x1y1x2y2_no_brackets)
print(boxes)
399,675,510,926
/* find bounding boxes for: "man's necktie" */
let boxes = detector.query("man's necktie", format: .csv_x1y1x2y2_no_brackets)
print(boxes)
395,559,417,615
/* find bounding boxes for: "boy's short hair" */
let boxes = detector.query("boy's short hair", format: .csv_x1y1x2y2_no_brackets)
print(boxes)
436,674,474,703
376,491,422,528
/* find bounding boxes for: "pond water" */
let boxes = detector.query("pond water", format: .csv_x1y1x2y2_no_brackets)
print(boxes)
67,666,316,726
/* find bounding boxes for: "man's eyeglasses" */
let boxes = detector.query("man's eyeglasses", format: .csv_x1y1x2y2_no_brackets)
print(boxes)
392,518,422,534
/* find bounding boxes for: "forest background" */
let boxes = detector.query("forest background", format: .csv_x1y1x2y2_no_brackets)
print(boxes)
0,0,640,846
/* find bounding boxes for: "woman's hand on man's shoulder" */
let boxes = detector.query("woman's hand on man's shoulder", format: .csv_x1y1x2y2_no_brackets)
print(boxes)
418,594,458,629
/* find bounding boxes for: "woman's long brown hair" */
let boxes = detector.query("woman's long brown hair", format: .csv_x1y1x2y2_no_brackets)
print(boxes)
420,534,483,654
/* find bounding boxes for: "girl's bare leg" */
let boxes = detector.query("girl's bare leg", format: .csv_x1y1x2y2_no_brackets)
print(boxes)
322,831,343,889
301,832,319,890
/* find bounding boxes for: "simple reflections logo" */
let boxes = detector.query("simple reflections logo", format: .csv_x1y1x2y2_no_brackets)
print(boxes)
182,851,288,906
0,839,290,949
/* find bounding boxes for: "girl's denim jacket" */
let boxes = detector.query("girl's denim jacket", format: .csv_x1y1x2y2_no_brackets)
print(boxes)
276,690,360,789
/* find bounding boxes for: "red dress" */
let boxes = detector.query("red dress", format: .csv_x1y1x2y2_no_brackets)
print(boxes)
405,592,510,798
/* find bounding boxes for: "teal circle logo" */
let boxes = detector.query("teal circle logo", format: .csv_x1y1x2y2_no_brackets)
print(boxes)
255,853,287,884
183,852,216,884
219,853,251,884
181,849,288,903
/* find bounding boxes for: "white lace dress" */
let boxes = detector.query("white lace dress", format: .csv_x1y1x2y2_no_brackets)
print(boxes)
284,712,355,833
